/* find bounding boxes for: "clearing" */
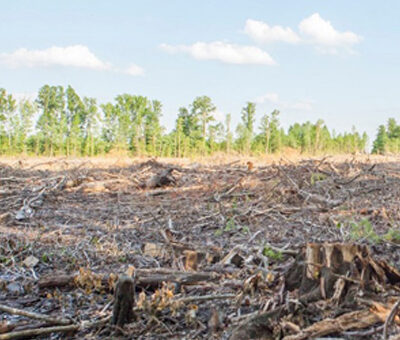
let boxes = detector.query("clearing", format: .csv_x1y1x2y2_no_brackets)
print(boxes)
1,155,400,339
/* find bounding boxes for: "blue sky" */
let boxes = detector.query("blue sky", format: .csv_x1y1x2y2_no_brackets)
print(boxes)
1,0,399,142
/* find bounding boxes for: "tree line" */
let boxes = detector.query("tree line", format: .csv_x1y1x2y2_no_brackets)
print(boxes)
0,85,378,157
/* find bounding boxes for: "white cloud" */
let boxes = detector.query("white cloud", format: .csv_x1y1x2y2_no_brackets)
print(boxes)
0,45,112,70
0,45,146,77
244,14,361,54
299,13,362,51
254,92,314,111
244,19,301,44
290,100,314,111
160,41,276,65
255,92,279,104
125,63,145,76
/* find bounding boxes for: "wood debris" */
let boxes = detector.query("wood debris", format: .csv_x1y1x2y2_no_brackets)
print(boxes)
1,156,400,339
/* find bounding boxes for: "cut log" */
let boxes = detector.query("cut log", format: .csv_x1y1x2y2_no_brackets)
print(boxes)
283,300,400,340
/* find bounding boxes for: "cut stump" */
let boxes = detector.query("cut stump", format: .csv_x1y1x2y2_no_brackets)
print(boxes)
230,242,400,340
111,275,135,328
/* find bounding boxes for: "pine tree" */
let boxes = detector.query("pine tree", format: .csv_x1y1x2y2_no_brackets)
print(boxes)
372,125,388,154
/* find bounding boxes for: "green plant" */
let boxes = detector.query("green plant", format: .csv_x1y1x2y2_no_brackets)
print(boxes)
241,226,250,234
383,228,400,243
224,218,236,232
214,229,223,237
262,246,283,261
310,172,326,185
214,218,249,236
41,253,50,263
348,219,380,243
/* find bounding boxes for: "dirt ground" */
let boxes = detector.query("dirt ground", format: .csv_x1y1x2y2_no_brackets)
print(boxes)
1,155,400,339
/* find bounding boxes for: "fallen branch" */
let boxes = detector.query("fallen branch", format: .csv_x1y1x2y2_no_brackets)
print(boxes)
38,269,221,290
0,324,78,340
282,309,383,340
0,304,71,326
174,293,235,304
0,315,111,340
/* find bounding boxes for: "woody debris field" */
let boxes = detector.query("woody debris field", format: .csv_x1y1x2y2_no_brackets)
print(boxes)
1,156,400,339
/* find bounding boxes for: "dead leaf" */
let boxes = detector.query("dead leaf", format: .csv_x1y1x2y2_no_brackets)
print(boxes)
143,242,164,257
23,255,39,268
184,250,198,271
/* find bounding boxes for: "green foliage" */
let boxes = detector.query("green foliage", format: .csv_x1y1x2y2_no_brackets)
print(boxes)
371,120,400,154
262,246,283,261
310,172,326,185
383,228,400,243
214,218,249,236
348,219,380,243
0,85,373,157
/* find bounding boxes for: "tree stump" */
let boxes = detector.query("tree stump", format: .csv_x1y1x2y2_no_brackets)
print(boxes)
111,275,135,328
230,242,400,340
285,242,400,304
145,168,176,189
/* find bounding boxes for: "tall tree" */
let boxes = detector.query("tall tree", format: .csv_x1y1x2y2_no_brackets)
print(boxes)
66,86,85,156
0,89,16,153
191,96,216,154
82,97,100,156
144,100,163,155
260,109,280,154
36,85,66,156
240,102,256,153
15,99,36,154
225,113,232,154
372,125,388,154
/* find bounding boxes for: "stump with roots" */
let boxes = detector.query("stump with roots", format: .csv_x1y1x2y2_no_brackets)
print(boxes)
285,242,400,304
231,242,400,340
111,275,135,328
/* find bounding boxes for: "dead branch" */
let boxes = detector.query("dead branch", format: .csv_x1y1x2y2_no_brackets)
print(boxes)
38,269,221,290
383,299,400,340
0,325,78,340
0,304,71,325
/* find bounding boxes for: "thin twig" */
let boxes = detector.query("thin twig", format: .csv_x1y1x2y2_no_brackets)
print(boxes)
383,298,400,340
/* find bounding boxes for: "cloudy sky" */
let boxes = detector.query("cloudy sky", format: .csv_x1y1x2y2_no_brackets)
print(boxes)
1,1,399,141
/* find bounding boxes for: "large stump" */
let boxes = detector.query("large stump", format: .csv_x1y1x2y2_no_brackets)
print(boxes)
231,242,400,340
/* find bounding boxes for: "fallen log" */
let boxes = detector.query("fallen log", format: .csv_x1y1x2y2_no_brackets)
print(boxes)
38,268,221,291
282,308,383,340
283,300,400,340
